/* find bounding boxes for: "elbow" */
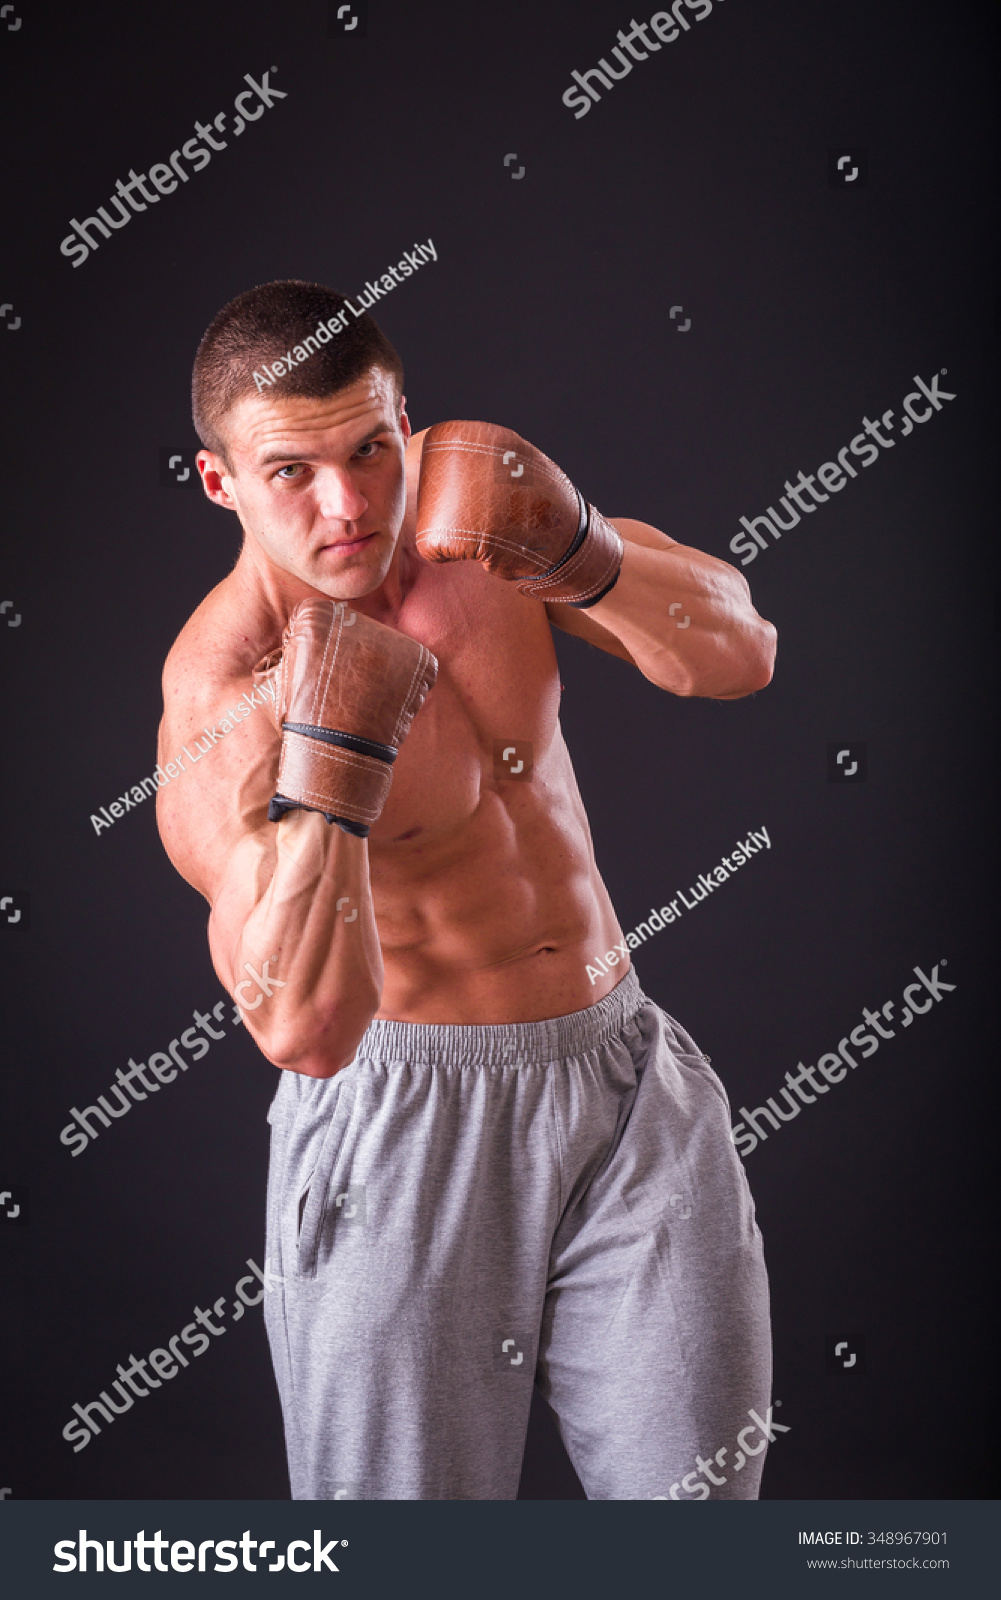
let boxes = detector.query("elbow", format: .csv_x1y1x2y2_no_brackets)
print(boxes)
266,1039,356,1080
248,994,379,1080
670,622,777,700
714,620,777,699
747,620,778,692
280,1054,354,1081
735,638,776,696
646,618,777,699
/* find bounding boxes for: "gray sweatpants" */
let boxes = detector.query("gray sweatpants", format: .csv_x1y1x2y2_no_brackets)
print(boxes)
263,967,772,1500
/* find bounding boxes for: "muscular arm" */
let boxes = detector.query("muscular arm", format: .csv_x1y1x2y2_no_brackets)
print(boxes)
156,608,382,1079
547,519,777,699
209,811,382,1077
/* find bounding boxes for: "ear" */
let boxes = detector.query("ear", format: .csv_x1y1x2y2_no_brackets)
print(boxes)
399,394,412,443
404,425,428,479
197,449,239,510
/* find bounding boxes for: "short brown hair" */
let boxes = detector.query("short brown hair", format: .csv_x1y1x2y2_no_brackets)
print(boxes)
192,280,404,466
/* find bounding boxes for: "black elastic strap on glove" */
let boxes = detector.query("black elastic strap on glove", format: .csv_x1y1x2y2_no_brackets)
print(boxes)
267,795,370,837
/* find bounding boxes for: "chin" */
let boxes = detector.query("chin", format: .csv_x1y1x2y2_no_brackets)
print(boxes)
311,555,388,600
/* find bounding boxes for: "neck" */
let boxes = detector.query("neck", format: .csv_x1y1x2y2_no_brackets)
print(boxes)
228,523,418,647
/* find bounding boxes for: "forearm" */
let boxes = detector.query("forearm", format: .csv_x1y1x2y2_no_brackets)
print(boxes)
588,539,777,697
225,812,382,1077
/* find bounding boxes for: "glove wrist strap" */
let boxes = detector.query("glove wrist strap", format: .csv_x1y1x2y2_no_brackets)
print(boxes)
516,500,624,607
281,722,398,766
267,796,370,837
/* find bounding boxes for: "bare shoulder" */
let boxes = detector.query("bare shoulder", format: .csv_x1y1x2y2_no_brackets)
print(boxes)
163,573,281,713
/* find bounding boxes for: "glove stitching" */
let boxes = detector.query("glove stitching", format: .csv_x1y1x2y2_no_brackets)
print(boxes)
315,601,343,726
390,647,432,747
523,523,623,603
423,437,572,496
417,527,552,570
278,741,389,823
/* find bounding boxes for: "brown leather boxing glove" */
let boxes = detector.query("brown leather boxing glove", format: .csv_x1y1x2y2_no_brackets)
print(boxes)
415,420,623,607
267,599,438,837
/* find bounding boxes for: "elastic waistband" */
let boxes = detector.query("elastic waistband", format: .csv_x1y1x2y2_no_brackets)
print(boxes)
353,967,644,1069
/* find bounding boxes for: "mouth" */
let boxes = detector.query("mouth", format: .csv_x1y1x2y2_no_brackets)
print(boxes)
320,531,377,557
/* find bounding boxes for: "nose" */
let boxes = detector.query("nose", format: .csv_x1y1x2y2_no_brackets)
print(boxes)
316,466,369,523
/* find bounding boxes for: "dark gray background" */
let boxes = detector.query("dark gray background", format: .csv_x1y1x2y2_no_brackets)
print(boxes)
0,0,996,1499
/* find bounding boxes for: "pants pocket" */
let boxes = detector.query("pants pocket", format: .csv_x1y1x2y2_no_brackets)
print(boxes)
297,1178,314,1239
293,1079,358,1281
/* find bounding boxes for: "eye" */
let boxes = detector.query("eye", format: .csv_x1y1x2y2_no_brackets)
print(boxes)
275,464,304,480
354,441,380,459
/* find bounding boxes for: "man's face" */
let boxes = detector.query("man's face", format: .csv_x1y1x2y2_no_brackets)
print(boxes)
198,366,410,600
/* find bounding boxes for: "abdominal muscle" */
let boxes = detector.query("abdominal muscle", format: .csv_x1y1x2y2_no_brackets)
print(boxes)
368,732,627,1024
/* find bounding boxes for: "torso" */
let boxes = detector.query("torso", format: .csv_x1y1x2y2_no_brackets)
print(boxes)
157,444,627,1025
364,549,625,1021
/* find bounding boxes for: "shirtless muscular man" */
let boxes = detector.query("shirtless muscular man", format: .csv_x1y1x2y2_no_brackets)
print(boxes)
157,280,777,1502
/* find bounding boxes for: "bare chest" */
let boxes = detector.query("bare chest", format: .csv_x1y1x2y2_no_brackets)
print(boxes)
372,562,562,843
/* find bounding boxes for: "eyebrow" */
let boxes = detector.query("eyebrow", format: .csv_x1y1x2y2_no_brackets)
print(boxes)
256,422,394,469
